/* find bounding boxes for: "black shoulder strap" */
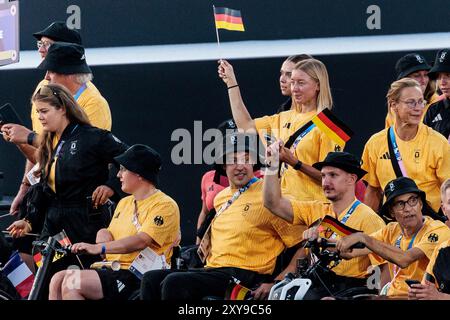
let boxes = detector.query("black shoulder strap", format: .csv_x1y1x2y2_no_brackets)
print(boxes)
387,128,403,178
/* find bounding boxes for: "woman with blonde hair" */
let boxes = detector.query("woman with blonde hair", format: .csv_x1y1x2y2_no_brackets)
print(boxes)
218,58,340,201
362,78,450,213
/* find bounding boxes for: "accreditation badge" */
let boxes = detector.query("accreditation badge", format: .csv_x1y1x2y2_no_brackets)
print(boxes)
26,163,40,185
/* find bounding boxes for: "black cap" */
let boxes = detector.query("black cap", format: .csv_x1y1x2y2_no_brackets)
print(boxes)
379,177,426,217
217,119,237,135
33,21,82,44
37,42,91,74
428,49,450,79
395,53,431,80
312,152,367,180
114,144,162,185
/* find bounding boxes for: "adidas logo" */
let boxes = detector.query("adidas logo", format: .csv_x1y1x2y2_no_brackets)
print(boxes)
379,152,391,160
432,114,443,123
116,280,125,292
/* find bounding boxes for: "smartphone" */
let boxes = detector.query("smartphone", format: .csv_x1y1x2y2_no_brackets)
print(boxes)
405,279,421,287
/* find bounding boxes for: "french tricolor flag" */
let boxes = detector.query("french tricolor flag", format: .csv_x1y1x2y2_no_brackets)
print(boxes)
1,251,34,298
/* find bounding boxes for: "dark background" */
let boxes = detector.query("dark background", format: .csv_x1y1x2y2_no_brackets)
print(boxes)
1,0,448,245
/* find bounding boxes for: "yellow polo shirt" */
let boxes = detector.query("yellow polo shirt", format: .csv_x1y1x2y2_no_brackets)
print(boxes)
362,124,450,211
255,109,340,202
207,179,303,275
290,198,386,278
369,216,450,296
31,80,112,133
106,192,180,269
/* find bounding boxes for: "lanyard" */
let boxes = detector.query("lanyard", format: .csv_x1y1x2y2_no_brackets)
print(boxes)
392,225,423,276
291,123,316,150
73,84,87,101
52,124,79,162
215,177,259,219
389,127,408,177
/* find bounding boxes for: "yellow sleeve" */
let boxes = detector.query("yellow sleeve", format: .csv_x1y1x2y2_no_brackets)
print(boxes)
290,199,316,226
368,227,388,265
140,201,180,248
254,113,280,133
271,217,305,248
425,243,441,278
415,226,450,260
361,139,381,188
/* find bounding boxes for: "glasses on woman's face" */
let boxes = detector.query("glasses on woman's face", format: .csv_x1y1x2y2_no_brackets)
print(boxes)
399,99,426,109
391,195,420,212
38,86,63,105
36,40,53,50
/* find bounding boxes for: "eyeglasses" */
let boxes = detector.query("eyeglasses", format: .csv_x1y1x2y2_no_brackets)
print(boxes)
399,99,426,109
119,165,128,172
391,195,420,212
37,86,63,106
36,40,53,50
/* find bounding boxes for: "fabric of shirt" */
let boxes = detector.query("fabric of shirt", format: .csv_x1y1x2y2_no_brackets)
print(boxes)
424,98,450,140
207,179,303,275
107,192,180,269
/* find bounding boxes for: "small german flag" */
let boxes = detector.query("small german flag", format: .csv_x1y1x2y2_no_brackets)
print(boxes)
224,283,252,300
319,215,360,238
214,7,245,32
34,230,72,268
312,109,354,148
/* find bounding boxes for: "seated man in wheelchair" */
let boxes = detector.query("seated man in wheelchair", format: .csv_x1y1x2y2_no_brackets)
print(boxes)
48,144,180,300
338,177,450,298
263,143,387,299
140,133,304,300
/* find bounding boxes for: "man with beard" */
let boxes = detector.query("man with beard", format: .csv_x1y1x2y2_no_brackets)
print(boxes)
263,142,386,298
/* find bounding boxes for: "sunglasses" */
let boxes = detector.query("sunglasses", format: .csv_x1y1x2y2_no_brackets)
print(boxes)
37,86,64,106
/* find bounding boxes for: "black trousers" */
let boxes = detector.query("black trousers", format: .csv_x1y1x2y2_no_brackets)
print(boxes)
140,267,271,300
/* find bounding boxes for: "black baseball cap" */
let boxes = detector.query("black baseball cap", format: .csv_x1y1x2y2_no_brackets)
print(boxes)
395,53,431,80
114,144,162,185
428,49,450,79
37,42,91,74
33,21,82,44
312,151,367,180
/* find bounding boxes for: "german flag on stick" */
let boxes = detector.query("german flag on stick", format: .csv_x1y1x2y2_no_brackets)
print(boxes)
319,215,360,238
213,7,245,32
225,283,252,300
312,109,354,148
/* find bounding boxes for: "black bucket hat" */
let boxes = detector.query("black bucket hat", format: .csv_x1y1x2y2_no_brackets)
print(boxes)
378,177,440,221
312,151,367,180
37,42,91,75
33,21,82,44
395,53,431,80
213,132,264,183
114,144,162,185
428,49,450,79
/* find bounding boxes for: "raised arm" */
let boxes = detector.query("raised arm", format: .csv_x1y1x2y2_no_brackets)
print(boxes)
263,140,295,223
218,60,256,131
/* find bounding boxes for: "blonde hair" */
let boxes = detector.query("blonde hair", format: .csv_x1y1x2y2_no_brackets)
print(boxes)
294,58,333,112
441,178,450,200
32,83,91,179
386,78,422,111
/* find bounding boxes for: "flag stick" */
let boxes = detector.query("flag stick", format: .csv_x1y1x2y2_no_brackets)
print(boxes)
2,230,40,237
212,5,222,60
0,213,13,219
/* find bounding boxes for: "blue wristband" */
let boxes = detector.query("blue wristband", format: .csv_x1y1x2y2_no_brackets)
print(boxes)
101,244,106,255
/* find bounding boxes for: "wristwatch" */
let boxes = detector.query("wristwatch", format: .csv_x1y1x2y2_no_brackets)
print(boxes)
293,160,303,171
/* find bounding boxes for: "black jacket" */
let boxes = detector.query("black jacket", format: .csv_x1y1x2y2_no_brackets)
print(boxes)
424,98,450,139
48,123,128,202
